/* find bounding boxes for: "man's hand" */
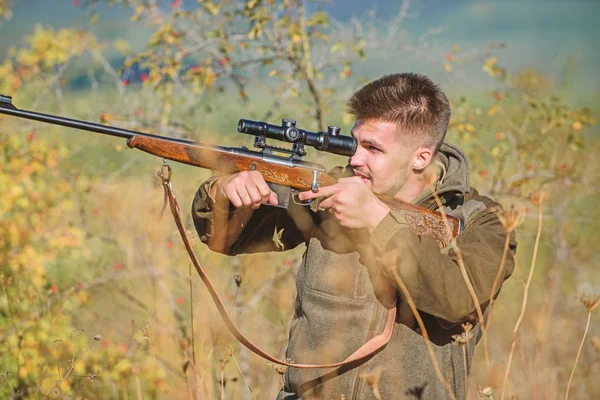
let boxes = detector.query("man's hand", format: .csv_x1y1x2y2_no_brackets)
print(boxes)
210,171,278,209
298,176,389,232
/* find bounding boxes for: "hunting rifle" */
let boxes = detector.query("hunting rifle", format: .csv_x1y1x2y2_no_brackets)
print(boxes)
0,94,462,246
1,93,464,368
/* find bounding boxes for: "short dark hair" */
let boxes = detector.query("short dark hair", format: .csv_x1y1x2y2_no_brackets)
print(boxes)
347,73,451,153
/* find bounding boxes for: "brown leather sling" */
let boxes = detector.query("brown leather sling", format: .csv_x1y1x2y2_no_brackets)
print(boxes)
158,164,396,369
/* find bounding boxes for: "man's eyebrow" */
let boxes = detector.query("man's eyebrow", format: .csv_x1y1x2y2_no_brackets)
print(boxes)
361,138,384,148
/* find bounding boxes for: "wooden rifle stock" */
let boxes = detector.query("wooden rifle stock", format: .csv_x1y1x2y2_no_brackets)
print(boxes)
129,135,462,246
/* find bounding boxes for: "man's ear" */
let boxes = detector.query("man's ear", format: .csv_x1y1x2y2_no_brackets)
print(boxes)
412,147,433,171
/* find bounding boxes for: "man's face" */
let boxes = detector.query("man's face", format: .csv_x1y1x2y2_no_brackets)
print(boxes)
349,119,414,197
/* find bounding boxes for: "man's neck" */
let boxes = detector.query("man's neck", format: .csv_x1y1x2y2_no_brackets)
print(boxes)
394,164,439,203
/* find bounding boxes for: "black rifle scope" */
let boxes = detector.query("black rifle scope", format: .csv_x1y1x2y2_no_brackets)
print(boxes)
238,118,357,157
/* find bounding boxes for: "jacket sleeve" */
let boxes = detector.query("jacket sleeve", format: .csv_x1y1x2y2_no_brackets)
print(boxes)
191,177,305,255
359,206,517,324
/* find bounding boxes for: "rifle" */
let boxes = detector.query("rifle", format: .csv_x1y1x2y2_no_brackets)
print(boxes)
0,94,462,247
1,93,464,368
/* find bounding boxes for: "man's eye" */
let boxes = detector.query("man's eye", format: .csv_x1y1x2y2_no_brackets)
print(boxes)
367,146,381,153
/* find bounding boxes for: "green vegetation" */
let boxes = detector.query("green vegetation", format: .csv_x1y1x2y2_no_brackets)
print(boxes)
1,1,598,399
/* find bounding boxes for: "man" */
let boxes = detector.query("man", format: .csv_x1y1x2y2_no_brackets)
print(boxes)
192,73,516,399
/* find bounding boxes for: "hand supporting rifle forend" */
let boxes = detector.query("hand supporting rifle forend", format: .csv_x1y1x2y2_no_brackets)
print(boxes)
0,94,463,247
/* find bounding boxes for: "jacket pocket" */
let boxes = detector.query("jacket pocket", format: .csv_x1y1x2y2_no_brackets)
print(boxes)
301,238,368,301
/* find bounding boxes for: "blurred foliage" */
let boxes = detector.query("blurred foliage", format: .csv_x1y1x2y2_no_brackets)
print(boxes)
0,122,167,398
0,25,98,97
0,0,12,21
0,0,598,399
81,0,367,130
0,124,88,397
450,66,596,195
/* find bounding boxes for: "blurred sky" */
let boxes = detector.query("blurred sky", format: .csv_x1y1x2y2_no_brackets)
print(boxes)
1,0,598,98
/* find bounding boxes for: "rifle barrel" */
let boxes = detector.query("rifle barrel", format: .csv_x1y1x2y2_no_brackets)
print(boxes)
0,95,195,145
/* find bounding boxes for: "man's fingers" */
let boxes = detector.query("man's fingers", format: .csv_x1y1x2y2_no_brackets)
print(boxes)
318,196,336,210
226,188,243,208
256,182,277,205
235,185,253,207
251,172,269,195
249,171,279,206
298,185,338,201
245,185,263,208
257,185,272,201
268,191,279,206
337,176,362,184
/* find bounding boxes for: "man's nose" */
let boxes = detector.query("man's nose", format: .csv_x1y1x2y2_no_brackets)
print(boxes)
349,147,366,167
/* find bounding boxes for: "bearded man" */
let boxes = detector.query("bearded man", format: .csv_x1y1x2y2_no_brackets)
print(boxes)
192,73,516,399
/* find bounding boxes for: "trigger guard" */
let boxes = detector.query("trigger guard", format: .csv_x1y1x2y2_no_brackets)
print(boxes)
291,189,314,207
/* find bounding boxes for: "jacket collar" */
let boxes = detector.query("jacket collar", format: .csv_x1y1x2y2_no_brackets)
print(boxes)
413,142,471,207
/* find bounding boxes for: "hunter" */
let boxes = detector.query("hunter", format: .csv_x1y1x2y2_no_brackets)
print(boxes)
192,73,517,399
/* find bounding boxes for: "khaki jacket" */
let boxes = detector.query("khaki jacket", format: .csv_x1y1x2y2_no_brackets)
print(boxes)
192,143,517,399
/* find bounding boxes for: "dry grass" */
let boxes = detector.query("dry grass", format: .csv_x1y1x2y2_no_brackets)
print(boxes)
4,151,597,399
58,169,598,399
91,173,299,398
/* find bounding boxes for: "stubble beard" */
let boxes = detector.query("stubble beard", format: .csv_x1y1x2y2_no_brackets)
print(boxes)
374,160,411,197
352,159,412,197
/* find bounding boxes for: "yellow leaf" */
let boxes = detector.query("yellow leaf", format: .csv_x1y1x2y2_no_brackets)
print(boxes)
491,146,500,158
115,358,132,373
8,222,19,247
37,329,48,342
113,39,131,55
488,105,498,116
572,121,582,131
268,70,278,77
78,291,89,304
444,61,452,72
272,227,285,251
330,41,345,54
74,361,86,375
58,181,70,193
16,197,30,209
204,2,220,16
